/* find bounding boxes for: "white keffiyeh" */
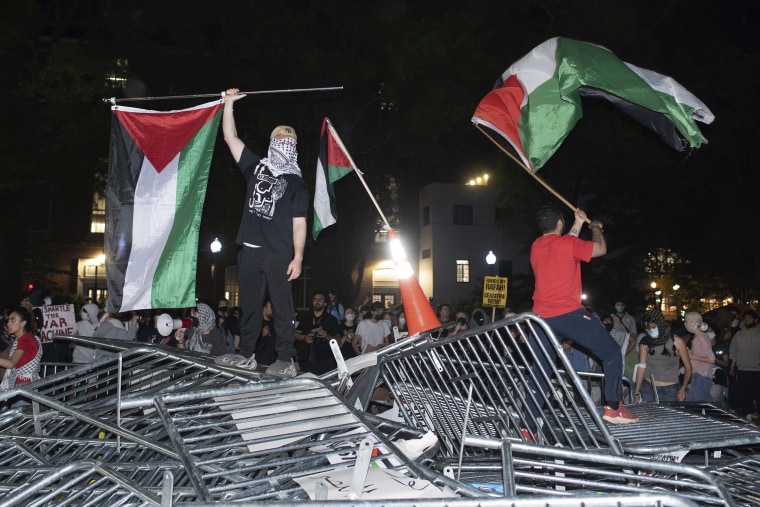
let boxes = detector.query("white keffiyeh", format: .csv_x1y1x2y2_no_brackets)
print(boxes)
261,137,301,177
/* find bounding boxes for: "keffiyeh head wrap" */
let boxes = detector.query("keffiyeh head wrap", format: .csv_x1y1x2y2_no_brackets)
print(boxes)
262,137,301,177
641,309,672,347
197,303,216,334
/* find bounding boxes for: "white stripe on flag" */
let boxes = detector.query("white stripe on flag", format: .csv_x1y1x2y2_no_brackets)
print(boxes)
314,158,335,229
121,153,180,311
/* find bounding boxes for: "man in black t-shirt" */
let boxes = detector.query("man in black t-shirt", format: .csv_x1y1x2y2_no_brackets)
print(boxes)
295,291,341,375
223,88,309,377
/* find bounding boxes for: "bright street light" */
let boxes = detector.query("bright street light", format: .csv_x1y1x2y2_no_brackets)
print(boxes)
210,237,222,253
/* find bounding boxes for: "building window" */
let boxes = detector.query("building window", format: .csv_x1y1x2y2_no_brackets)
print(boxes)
456,260,470,283
90,192,106,233
423,206,430,226
374,229,388,243
453,205,473,225
421,249,431,259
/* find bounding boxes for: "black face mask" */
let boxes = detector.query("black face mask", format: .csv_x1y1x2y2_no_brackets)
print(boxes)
457,317,467,326
191,317,200,327
746,321,757,328
603,322,614,332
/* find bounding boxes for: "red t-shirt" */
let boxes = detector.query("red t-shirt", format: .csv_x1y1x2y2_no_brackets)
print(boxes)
14,333,40,384
530,234,593,318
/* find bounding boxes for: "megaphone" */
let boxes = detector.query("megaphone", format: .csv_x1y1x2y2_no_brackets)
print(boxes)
156,313,193,337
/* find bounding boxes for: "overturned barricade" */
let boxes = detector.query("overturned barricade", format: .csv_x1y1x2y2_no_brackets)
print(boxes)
0,320,756,505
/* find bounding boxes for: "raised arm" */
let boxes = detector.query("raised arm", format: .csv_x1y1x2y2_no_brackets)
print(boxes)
222,88,246,163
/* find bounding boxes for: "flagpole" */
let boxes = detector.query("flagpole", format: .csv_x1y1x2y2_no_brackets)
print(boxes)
103,86,343,104
326,120,392,230
474,125,590,223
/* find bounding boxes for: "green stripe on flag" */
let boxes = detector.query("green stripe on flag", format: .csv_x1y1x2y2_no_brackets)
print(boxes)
152,111,221,308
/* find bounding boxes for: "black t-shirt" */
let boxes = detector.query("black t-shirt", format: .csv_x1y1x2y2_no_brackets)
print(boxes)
296,311,341,373
340,323,358,360
235,147,309,255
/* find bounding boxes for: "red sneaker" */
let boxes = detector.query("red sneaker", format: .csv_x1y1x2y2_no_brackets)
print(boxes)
520,428,537,442
603,405,639,424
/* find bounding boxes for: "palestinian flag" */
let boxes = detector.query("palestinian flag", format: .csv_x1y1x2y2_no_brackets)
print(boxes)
472,37,714,172
105,100,223,312
312,117,356,240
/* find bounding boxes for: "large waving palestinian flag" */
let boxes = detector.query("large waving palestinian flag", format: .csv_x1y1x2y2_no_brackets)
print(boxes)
472,37,714,172
106,100,223,313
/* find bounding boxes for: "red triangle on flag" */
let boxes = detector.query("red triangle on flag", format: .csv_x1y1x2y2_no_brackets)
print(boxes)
114,104,222,173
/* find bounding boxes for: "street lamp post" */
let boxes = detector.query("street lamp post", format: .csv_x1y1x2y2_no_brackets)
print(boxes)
486,250,497,321
210,237,222,300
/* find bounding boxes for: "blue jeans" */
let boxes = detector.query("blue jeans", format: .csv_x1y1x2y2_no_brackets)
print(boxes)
688,373,713,403
527,309,623,426
641,382,680,402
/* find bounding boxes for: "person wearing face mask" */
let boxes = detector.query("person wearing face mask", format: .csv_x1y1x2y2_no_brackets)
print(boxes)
602,314,633,367
728,311,760,421
339,308,358,360
223,88,308,378
634,309,691,403
73,303,101,364
683,312,715,402
352,302,391,355
452,311,471,335
611,301,637,338
396,311,409,337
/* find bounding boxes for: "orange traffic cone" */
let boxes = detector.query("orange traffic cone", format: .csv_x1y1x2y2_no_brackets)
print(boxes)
388,229,441,335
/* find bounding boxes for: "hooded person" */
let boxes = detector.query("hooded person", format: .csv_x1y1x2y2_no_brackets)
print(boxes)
633,309,692,403
73,303,101,364
185,303,227,356
683,311,715,402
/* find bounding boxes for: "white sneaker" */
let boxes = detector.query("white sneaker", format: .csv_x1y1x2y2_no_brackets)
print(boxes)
215,354,257,370
265,359,297,378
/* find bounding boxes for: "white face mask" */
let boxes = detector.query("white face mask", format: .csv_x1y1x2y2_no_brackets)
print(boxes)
731,318,740,327
81,311,89,322
44,297,52,306
399,317,406,327
699,322,708,332
345,314,355,322
707,331,716,340
646,328,659,339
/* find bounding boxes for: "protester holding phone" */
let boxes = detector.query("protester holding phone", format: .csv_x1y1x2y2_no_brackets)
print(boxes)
295,291,340,374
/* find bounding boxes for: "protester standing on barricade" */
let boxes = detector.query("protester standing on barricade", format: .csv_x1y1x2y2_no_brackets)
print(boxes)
529,203,637,424
633,309,691,403
222,88,308,378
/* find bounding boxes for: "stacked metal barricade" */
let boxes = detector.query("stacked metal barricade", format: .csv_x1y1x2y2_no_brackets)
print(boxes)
0,312,757,505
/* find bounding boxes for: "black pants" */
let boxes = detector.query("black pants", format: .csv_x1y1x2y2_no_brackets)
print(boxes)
736,369,760,416
237,246,296,362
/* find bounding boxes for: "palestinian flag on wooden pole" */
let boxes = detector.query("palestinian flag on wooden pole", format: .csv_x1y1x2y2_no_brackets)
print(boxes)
105,99,223,312
472,37,714,173
312,117,357,240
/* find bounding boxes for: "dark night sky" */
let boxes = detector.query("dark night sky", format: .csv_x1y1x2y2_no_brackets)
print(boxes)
1,0,759,307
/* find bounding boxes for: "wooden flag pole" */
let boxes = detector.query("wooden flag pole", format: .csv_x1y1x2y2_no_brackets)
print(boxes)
325,119,391,230
474,125,590,223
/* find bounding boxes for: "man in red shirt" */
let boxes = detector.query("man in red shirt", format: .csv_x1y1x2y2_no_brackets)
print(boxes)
530,203,638,424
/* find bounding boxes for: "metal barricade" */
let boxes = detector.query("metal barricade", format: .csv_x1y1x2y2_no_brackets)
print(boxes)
0,348,472,504
347,313,625,455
